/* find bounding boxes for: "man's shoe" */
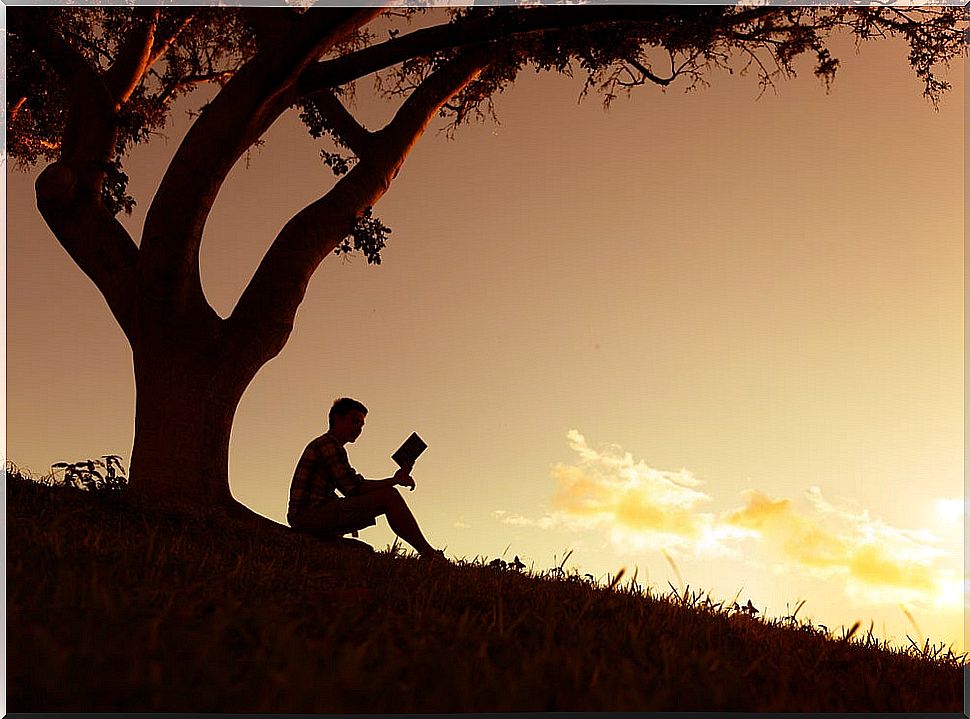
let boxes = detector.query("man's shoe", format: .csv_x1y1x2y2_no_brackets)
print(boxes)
420,549,447,562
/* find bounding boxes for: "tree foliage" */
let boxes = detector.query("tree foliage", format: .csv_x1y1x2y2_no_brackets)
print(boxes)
6,4,965,509
8,5,965,253
9,8,255,213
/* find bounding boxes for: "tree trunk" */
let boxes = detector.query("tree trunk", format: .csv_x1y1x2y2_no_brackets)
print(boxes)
126,333,249,512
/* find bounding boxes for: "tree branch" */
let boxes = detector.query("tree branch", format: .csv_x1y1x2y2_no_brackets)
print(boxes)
147,11,195,68
627,58,673,87
242,7,300,50
245,6,378,51
16,10,116,166
17,9,140,330
313,89,374,157
35,165,140,334
102,9,158,106
298,6,661,93
228,47,490,367
303,5,389,37
155,70,235,106
10,95,27,123
140,8,383,316
298,5,777,94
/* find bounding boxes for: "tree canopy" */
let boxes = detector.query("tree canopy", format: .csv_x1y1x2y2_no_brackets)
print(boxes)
6,4,965,511
10,5,964,226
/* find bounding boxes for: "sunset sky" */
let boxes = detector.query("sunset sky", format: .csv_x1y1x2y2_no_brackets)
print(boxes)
5,16,965,654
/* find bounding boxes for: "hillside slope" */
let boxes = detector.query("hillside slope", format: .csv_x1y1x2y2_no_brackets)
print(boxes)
6,473,964,712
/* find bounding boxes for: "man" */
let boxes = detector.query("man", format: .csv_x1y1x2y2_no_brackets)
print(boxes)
288,397,442,559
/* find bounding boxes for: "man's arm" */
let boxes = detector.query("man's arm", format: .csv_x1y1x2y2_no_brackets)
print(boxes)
359,465,415,493
316,439,368,497
287,443,319,524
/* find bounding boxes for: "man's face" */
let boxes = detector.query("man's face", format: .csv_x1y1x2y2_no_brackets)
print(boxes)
332,410,366,443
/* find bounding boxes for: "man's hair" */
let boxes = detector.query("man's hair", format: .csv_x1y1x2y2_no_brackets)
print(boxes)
329,397,368,425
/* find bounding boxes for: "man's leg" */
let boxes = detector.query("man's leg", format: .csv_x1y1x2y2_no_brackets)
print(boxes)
374,486,437,556
309,488,438,556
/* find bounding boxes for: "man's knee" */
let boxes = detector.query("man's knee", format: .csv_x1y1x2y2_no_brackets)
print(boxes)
374,485,403,507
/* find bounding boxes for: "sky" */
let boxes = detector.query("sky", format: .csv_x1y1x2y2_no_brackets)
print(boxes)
5,18,965,654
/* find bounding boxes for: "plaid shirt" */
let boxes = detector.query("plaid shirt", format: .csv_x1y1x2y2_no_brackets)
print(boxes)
287,432,364,526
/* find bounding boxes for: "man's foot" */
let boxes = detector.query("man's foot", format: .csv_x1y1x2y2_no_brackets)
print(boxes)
419,549,447,562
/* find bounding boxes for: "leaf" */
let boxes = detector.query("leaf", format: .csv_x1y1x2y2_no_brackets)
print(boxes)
607,568,626,591
334,207,392,265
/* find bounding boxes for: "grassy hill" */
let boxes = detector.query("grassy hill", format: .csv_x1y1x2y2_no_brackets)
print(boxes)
6,469,965,713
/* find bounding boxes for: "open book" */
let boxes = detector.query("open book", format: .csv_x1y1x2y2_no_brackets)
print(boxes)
392,432,427,468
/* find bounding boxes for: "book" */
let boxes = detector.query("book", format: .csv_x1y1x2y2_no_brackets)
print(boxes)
392,432,427,468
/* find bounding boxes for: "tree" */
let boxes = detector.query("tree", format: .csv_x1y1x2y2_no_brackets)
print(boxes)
7,4,965,517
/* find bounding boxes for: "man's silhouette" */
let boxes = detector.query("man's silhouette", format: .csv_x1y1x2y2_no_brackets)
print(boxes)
288,397,442,559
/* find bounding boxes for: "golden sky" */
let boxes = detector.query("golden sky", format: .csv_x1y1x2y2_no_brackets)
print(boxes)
5,25,965,653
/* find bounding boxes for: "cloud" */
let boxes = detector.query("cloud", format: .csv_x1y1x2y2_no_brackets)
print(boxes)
723,485,955,605
507,431,961,608
546,430,720,552
934,497,966,522
722,489,792,527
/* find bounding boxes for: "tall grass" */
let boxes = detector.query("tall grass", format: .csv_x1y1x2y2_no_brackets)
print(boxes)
6,467,964,712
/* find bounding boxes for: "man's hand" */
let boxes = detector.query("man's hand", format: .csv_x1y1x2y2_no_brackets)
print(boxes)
393,466,415,491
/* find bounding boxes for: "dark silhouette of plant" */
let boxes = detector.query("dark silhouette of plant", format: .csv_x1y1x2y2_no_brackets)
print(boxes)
50,455,128,491
488,554,526,571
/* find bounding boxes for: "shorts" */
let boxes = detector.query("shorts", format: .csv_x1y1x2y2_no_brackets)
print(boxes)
291,494,381,538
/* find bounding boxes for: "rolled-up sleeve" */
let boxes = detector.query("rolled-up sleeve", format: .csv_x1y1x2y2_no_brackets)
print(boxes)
319,440,364,497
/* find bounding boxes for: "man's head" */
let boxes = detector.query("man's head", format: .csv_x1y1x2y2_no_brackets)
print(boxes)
328,397,368,444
